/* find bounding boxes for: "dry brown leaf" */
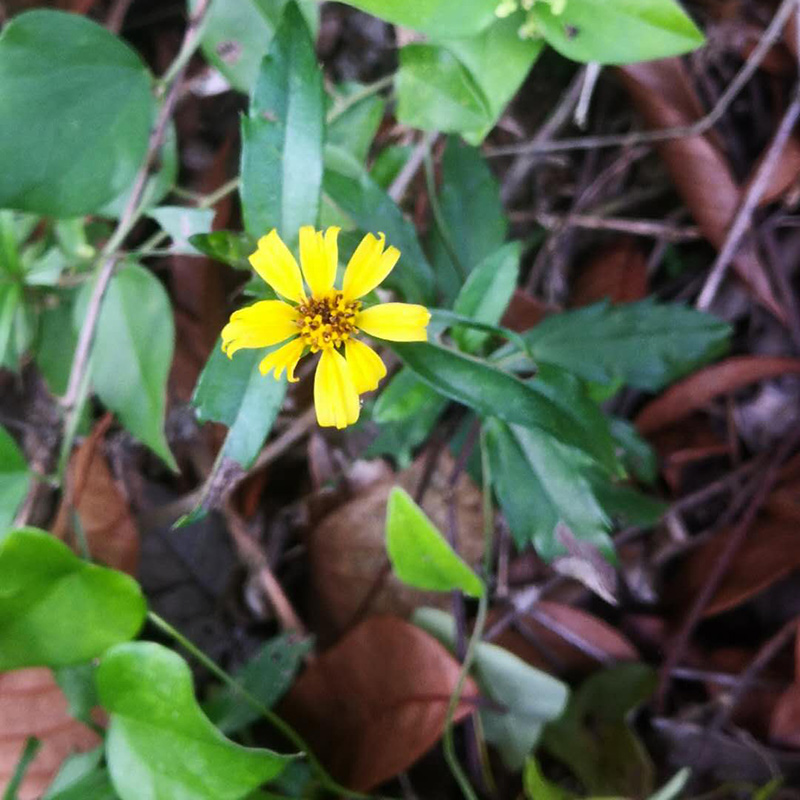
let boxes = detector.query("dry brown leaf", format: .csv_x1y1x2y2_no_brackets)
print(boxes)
53,415,139,575
771,683,800,748
493,601,639,677
635,356,800,435
308,451,485,633
618,60,784,319
570,238,648,307
500,289,559,332
672,514,800,617
0,669,100,800
279,616,480,791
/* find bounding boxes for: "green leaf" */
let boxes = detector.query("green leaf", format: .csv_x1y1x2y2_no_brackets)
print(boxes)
43,747,115,800
148,206,215,254
0,10,155,217
193,343,287,468
610,417,658,485
189,230,256,270
0,527,146,670
523,757,574,800
438,13,543,144
35,290,78,396
386,487,485,597
53,663,99,724
391,341,615,470
415,607,569,770
484,418,612,560
78,263,176,469
0,282,24,369
531,0,704,65
323,145,435,304
373,367,444,424
191,0,318,94
327,84,386,164
97,642,293,800
396,44,491,135
337,0,496,37
0,425,30,532
543,664,657,797
204,633,313,734
453,242,519,352
521,300,731,391
240,1,324,240
429,138,508,302
591,480,665,528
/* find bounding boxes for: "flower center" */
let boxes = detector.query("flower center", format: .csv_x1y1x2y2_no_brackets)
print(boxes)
296,292,362,352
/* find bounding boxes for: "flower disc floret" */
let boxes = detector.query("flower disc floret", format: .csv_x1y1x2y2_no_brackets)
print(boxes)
297,292,362,352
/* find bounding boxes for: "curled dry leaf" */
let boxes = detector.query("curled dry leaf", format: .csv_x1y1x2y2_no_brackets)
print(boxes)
53,415,140,576
0,669,100,800
671,514,800,617
618,60,784,319
308,451,485,633
636,356,800,435
493,601,639,677
570,238,648,307
278,615,480,791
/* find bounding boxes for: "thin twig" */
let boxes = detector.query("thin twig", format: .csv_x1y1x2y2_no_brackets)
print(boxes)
696,84,800,310
485,0,797,158
388,131,439,204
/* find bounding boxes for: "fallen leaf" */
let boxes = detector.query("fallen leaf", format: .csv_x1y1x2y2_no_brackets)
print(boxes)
636,356,800,434
770,683,800,748
308,451,485,633
494,601,639,677
0,669,100,800
278,616,479,791
501,290,559,332
619,60,784,319
53,415,140,576
570,238,648,307
671,514,800,617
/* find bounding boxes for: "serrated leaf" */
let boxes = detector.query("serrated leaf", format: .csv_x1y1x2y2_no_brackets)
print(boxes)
0,527,146,670
386,487,485,597
391,341,616,470
97,642,293,800
78,263,176,469
240,1,323,240
193,343,287,468
0,10,155,217
323,145,435,303
484,418,612,561
429,138,508,302
0,425,30,532
415,607,569,770
521,300,731,391
531,0,705,65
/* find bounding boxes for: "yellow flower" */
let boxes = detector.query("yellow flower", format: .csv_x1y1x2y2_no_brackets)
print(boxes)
220,227,430,430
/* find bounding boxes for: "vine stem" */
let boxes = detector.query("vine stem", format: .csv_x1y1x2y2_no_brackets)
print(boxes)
442,591,489,800
58,0,212,471
147,611,390,800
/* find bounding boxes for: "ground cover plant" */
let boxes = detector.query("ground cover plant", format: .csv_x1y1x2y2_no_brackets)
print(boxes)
2,0,800,797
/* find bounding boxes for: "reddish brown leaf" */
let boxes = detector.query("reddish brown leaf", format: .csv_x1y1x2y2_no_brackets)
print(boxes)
309,452,484,634
0,669,100,800
570,238,648,307
770,684,800,748
672,514,800,617
493,601,639,676
279,616,480,791
636,356,800,434
618,60,784,319
53,416,139,576
500,290,559,333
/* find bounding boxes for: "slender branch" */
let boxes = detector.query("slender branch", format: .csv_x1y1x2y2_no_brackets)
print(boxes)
326,74,394,125
485,0,797,158
59,0,212,459
696,84,800,310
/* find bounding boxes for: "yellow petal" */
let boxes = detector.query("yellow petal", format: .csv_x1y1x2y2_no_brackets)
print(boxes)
258,336,306,382
344,338,387,394
313,347,360,429
299,226,339,298
356,303,430,342
342,232,400,300
249,229,306,303
220,300,300,357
